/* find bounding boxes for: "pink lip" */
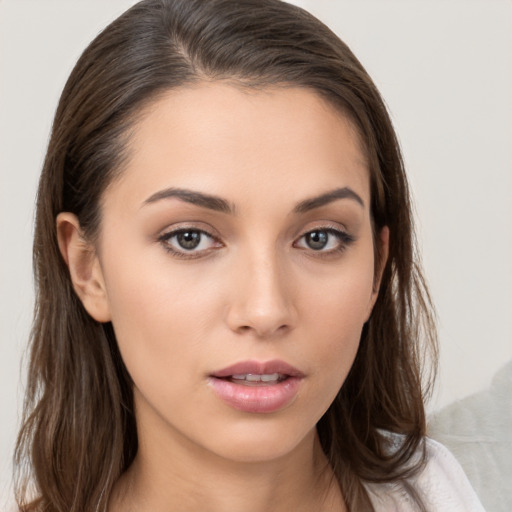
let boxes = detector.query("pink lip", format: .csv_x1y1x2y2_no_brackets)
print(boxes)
208,359,304,414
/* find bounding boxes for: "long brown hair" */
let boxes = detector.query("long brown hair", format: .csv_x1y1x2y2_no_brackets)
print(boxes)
15,1,437,510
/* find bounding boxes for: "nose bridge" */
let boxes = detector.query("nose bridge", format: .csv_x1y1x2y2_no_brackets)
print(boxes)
227,242,296,337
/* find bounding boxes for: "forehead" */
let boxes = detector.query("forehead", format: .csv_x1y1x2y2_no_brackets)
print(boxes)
106,82,370,212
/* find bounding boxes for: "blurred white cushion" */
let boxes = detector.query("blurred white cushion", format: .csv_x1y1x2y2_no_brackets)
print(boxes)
428,360,512,512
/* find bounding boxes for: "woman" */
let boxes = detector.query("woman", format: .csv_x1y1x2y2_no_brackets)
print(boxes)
14,0,485,511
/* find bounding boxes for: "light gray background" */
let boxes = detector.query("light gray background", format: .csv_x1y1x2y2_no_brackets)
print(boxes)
1,0,511,508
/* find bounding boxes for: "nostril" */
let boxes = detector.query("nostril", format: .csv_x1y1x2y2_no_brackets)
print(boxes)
234,323,290,338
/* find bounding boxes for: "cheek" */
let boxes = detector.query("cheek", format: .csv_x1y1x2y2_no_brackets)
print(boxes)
103,263,220,428
102,225,221,328
99,241,222,385
300,257,375,336
297,252,375,394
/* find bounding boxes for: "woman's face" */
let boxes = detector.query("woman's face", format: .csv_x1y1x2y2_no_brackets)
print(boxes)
86,84,385,463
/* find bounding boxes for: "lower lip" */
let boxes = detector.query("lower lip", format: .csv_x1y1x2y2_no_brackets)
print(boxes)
208,377,302,414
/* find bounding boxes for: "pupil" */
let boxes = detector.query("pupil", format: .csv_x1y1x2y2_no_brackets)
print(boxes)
306,230,328,250
177,231,201,250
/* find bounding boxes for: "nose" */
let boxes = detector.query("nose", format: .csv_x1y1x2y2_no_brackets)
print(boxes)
225,250,297,338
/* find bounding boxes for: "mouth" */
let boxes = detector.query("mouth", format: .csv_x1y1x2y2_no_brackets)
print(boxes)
208,360,304,413
224,373,288,386
210,359,304,380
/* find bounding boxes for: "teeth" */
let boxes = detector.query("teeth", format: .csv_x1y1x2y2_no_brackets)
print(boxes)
261,373,280,382
231,373,280,382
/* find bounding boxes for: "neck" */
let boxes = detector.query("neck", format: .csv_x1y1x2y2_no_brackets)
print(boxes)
110,418,345,512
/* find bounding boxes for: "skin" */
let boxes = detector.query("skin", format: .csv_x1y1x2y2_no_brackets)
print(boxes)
57,83,388,512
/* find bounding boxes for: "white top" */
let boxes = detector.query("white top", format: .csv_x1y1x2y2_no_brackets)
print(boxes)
365,437,486,511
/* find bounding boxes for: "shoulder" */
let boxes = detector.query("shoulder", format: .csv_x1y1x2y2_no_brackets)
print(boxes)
414,438,486,511
365,436,486,512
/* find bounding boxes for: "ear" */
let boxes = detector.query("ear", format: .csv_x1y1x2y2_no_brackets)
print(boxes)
56,212,111,323
366,226,389,320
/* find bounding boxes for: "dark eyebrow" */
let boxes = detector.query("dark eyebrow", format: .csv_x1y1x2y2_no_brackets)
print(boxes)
142,187,234,214
293,187,365,213
143,186,363,215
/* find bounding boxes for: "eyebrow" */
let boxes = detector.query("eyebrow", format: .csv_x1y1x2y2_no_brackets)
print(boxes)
142,185,364,214
293,187,365,213
143,187,234,214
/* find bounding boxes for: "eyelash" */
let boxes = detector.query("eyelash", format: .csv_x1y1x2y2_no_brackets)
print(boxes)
157,226,355,260
293,227,355,257
157,228,222,259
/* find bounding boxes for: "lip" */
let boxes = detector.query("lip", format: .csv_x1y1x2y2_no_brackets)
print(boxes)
211,359,305,379
208,359,304,414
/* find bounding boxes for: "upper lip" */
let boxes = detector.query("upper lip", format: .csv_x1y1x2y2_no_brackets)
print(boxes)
211,359,305,378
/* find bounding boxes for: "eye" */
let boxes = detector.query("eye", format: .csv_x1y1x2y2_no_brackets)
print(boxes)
158,228,221,257
294,228,354,253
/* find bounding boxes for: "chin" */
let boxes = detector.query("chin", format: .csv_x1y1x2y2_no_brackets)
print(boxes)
196,417,317,464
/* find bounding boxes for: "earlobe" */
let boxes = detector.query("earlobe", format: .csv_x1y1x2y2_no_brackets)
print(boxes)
56,213,111,323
